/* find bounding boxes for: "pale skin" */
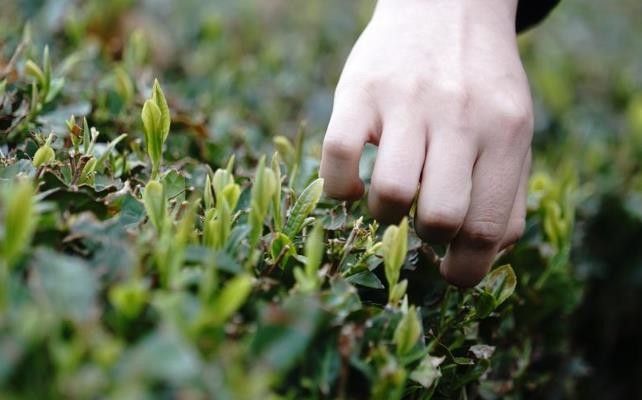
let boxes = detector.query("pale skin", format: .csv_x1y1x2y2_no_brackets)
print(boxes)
320,0,534,287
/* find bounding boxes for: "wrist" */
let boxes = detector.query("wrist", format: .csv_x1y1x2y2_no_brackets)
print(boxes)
373,0,518,34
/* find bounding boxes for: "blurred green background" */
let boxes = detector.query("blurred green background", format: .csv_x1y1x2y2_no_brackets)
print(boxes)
2,0,642,398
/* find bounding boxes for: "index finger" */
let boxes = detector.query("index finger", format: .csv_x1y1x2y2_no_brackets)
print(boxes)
320,90,378,200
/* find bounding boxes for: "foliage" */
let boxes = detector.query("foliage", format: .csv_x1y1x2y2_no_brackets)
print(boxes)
0,0,641,398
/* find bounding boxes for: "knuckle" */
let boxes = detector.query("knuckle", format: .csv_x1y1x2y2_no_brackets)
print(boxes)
431,81,475,129
416,206,465,235
337,73,384,101
322,137,357,162
461,219,505,247
372,177,417,207
435,81,470,108
492,97,534,139
503,218,526,246
395,76,432,103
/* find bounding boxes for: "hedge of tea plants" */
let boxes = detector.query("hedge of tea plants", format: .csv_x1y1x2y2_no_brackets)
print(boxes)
1,0,641,399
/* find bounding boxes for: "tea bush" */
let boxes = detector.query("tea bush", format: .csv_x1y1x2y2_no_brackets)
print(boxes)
1,1,641,399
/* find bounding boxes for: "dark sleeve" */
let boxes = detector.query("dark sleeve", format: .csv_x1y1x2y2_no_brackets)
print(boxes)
516,0,561,32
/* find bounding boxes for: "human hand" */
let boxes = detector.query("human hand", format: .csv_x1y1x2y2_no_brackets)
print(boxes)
320,0,533,287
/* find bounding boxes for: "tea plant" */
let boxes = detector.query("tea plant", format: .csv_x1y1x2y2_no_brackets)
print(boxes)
3,0,641,397
0,27,585,399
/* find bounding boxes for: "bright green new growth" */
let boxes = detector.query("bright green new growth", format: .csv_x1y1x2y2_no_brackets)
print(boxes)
284,178,324,237
0,9,599,397
32,145,54,167
108,279,149,319
271,153,283,231
473,264,517,318
249,157,277,249
382,217,409,303
32,133,55,167
394,305,422,356
141,79,170,180
210,274,253,325
304,220,324,276
1,180,37,268
203,165,241,250
79,157,97,184
293,220,325,292
203,173,215,210
143,180,166,231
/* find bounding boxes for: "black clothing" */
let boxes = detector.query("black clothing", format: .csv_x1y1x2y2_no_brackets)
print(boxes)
517,0,561,32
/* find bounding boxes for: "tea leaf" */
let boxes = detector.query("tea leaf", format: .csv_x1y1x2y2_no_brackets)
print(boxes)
304,220,324,277
394,305,422,356
1,180,38,267
271,152,283,231
143,180,166,231
284,178,323,237
476,264,516,308
151,79,170,141
211,274,253,325
410,355,444,388
25,59,45,86
382,218,408,295
32,145,55,167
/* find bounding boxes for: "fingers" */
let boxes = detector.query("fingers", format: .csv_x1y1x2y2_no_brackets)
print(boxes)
320,89,378,200
368,110,425,224
440,145,528,288
500,149,531,249
415,134,475,244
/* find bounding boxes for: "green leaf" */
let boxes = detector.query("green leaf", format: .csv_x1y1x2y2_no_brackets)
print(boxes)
476,264,517,308
211,274,253,325
114,65,134,104
389,279,408,304
83,117,91,154
79,157,97,184
95,133,127,171
32,145,55,167
161,169,186,202
42,46,51,93
304,220,324,277
273,135,295,168
371,349,407,400
284,178,324,237
117,330,200,385
474,291,496,319
382,218,408,293
393,305,422,356
151,79,171,141
271,232,296,267
221,183,241,211
143,180,166,231
345,270,384,289
251,294,324,372
142,99,162,175
203,173,214,209
212,169,234,198
29,249,97,322
24,59,45,87
249,157,277,246
410,355,444,389
109,279,149,319
271,152,283,231
1,180,37,267
252,158,276,214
